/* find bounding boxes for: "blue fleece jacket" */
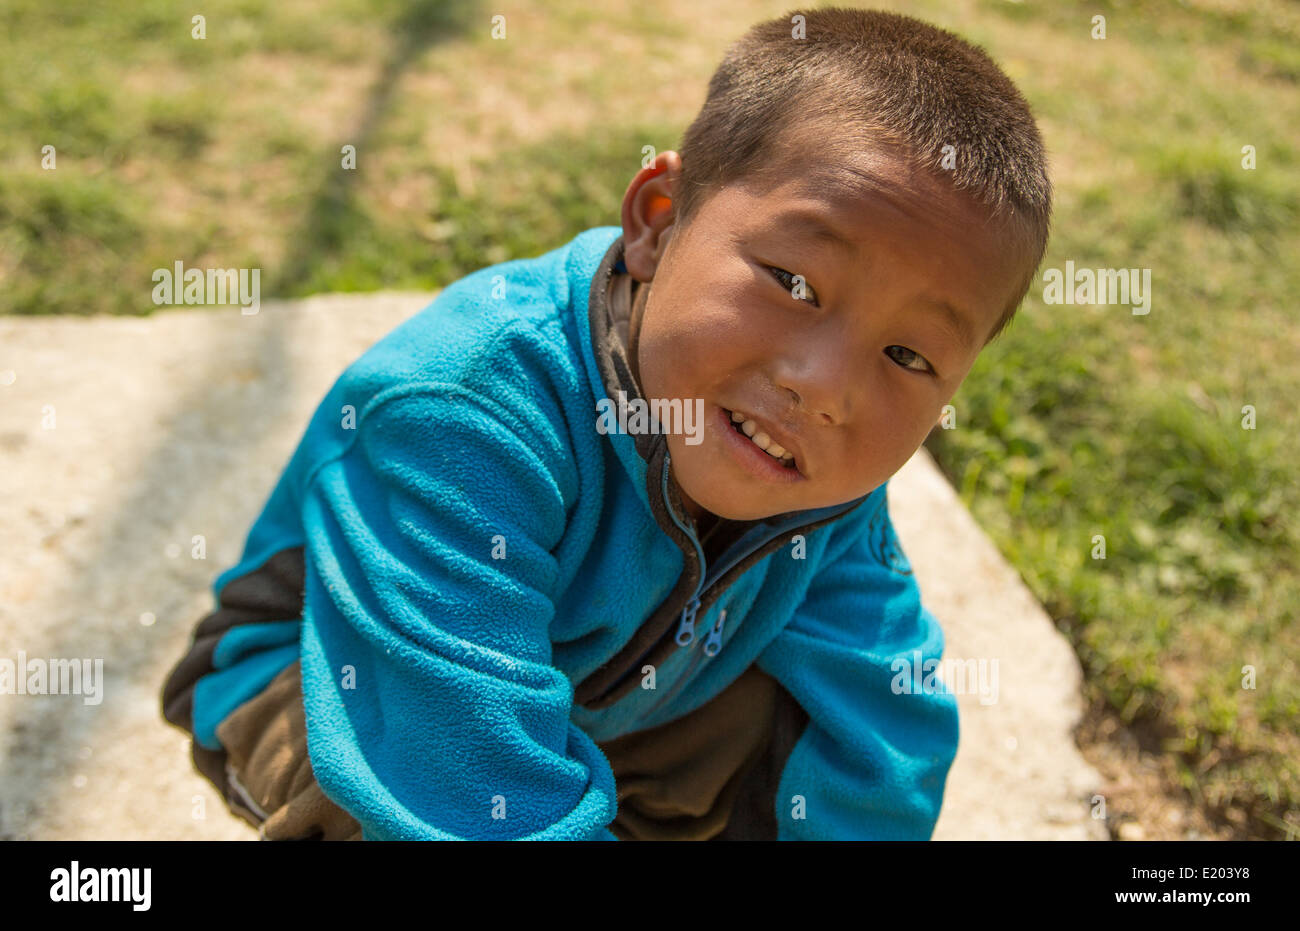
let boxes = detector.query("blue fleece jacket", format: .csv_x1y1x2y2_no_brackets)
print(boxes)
184,225,960,840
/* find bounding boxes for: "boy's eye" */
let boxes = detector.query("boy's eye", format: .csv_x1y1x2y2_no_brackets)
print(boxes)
762,265,933,376
885,345,935,375
765,265,820,307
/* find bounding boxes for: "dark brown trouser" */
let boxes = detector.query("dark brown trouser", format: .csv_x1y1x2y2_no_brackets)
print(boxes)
213,660,363,840
201,659,794,841
601,662,786,840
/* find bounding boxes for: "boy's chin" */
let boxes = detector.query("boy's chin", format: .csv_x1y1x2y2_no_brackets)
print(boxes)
679,483,785,523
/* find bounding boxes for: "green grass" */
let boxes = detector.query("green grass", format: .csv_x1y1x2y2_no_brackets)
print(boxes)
934,0,1300,838
2,0,1297,837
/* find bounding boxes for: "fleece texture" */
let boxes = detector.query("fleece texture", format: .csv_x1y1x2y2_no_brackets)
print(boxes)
185,225,960,840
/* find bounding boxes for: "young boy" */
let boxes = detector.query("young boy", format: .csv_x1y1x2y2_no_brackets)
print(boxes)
162,7,1050,841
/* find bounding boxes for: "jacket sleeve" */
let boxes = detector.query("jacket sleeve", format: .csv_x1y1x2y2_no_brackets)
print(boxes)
754,482,960,840
295,386,618,840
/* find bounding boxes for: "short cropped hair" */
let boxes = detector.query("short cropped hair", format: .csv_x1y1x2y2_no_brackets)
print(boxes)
674,7,1053,343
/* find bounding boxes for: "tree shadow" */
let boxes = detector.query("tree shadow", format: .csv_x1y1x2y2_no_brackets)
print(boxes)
273,0,482,296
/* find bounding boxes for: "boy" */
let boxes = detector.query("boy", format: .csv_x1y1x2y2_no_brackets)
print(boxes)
161,7,1050,841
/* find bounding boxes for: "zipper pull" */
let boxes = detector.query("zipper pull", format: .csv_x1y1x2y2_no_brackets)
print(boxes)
675,597,701,645
704,609,727,656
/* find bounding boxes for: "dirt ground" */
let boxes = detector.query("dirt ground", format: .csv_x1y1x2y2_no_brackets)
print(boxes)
1076,700,1238,841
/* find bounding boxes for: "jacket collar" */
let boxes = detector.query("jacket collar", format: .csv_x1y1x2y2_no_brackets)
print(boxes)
573,227,667,520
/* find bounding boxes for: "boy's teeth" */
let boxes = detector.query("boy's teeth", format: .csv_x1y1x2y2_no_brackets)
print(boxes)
727,409,794,464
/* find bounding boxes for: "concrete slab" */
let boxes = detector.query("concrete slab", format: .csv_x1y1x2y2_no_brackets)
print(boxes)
890,445,1108,839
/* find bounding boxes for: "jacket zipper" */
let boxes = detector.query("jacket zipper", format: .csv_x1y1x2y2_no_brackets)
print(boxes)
602,447,868,714
660,450,789,646
659,450,708,645
645,450,789,715
645,607,725,717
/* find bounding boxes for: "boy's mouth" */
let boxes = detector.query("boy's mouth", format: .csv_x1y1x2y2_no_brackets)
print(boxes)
723,408,799,470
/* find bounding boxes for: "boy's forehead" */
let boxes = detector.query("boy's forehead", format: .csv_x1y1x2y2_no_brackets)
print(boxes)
754,144,983,232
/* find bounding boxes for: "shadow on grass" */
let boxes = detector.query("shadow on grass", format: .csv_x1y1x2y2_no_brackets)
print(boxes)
273,0,483,296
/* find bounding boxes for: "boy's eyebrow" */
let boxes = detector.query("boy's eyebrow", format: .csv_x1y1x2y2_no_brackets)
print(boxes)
919,297,979,353
769,208,981,352
770,209,859,258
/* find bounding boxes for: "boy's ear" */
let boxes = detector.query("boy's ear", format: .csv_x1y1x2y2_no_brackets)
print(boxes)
621,150,682,282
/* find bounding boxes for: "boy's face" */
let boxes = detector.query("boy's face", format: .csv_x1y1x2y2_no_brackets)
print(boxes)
620,145,1030,524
